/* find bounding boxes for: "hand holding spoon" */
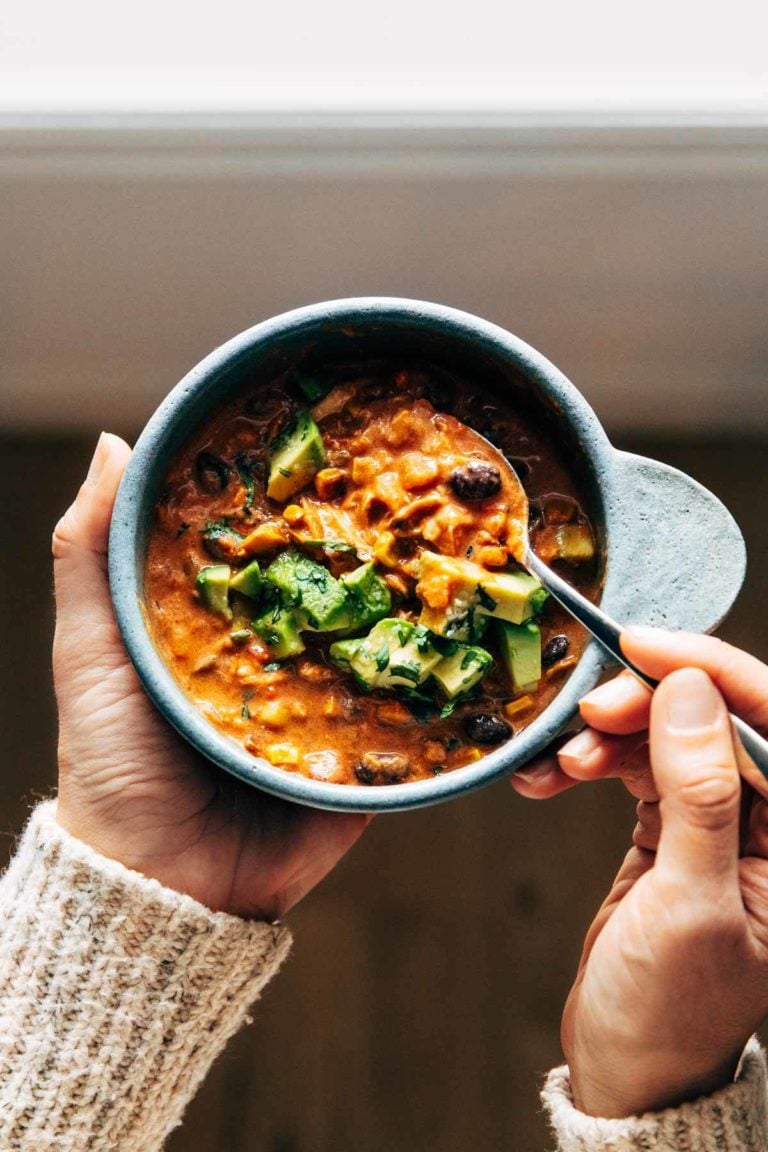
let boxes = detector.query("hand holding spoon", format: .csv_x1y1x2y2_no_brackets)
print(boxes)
474,435,768,779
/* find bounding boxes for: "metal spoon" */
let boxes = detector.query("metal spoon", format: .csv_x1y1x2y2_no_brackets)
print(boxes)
476,439,768,779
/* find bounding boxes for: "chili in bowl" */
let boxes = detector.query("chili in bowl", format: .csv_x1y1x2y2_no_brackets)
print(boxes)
109,298,746,812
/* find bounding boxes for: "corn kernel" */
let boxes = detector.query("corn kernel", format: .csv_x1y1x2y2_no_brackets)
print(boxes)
283,504,304,524
258,700,290,728
264,742,300,765
545,655,579,681
313,468,347,500
373,531,399,568
505,695,535,719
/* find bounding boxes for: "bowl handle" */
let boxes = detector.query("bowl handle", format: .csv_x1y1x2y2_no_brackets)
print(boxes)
599,451,747,636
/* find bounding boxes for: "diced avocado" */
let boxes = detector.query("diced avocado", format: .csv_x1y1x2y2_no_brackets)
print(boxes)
266,410,325,502
265,549,349,631
229,559,262,600
252,603,305,659
475,570,548,625
339,563,392,631
330,618,441,692
196,565,232,620
327,637,363,673
416,552,546,639
552,522,596,564
496,620,542,695
432,643,493,699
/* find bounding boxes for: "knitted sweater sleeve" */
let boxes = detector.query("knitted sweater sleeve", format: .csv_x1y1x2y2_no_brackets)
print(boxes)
542,1040,768,1151
0,801,291,1151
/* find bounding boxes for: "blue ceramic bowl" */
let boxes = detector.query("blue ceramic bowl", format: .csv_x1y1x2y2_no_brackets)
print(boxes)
109,298,746,813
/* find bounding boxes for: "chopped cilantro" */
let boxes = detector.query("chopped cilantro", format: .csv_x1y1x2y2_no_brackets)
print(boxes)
374,645,391,672
297,376,331,403
439,700,458,719
476,584,497,612
241,689,253,720
394,622,412,647
234,453,257,511
390,661,421,684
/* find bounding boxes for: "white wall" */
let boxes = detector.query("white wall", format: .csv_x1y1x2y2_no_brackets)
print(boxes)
2,117,767,435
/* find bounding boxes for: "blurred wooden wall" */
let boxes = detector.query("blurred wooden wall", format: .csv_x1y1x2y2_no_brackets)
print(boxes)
1,434,766,1152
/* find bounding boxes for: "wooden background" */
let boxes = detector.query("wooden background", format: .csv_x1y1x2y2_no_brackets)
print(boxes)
1,433,766,1151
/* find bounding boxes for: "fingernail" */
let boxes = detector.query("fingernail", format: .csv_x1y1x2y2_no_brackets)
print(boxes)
86,432,109,485
559,727,602,763
665,669,721,732
624,625,664,642
582,676,639,711
515,760,553,784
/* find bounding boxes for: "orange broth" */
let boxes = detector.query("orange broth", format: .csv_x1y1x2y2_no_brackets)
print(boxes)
145,365,599,785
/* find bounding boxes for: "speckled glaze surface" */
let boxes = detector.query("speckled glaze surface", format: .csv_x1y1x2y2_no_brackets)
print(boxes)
109,298,747,813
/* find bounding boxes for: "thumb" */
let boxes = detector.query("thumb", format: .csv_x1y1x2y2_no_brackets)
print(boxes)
652,667,741,888
52,433,133,674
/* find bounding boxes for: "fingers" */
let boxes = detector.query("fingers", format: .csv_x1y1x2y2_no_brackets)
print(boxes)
652,667,742,888
558,729,657,801
622,626,768,732
53,433,133,677
579,671,653,735
511,755,579,799
511,730,656,800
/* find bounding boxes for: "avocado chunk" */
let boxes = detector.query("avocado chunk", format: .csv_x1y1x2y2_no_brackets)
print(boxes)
195,565,232,620
229,559,262,600
265,548,349,631
339,562,392,631
496,620,542,695
266,410,325,503
252,603,305,659
330,618,442,692
552,522,596,564
476,569,548,625
416,552,547,640
432,643,493,699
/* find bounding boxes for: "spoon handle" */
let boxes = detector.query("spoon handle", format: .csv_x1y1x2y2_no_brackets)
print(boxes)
525,549,768,780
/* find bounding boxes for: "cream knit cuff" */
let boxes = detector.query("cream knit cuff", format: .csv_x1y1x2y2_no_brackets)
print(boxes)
542,1038,768,1152
0,801,292,1151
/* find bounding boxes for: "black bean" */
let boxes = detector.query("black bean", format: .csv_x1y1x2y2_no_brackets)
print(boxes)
355,751,411,785
464,713,511,745
542,634,570,668
195,451,230,493
450,460,502,502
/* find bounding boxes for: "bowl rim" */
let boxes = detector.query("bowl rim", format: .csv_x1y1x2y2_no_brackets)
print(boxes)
109,296,616,813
